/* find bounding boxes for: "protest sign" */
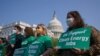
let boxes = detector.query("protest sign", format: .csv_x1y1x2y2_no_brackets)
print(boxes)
58,27,91,50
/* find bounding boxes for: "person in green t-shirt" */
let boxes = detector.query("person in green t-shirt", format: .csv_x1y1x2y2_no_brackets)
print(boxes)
36,24,53,56
6,25,24,56
55,11,100,56
0,37,9,56
21,27,36,47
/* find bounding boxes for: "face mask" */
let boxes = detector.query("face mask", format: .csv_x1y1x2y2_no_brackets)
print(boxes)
21,31,25,35
66,18,74,26
12,30,17,33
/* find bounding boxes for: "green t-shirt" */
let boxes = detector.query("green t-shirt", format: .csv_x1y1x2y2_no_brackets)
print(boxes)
0,44,4,49
21,36,36,47
36,35,52,55
14,35,52,56
0,43,6,56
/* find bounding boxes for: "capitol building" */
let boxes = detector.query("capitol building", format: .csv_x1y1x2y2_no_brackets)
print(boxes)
0,12,64,38
48,12,64,38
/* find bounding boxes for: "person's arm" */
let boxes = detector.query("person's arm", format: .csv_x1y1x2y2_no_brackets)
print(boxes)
87,27,100,55
40,48,53,56
78,27,100,56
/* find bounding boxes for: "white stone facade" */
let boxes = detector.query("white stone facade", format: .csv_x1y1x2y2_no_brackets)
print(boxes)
0,21,31,38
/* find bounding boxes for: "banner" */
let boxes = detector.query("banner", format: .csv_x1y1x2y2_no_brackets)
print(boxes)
13,47,25,56
0,49,2,56
9,33,16,44
14,41,43,56
57,27,91,50
24,41,42,56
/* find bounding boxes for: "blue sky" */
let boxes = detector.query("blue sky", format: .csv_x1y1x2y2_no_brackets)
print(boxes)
0,0,100,30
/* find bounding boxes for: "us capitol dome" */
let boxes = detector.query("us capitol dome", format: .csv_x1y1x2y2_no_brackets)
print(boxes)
48,11,64,38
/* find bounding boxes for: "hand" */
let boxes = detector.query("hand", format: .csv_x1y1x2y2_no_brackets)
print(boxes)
11,44,15,48
54,46,59,51
40,55,43,56
74,48,81,51
72,48,83,54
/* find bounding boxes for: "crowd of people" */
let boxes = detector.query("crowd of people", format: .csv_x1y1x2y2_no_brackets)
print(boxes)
0,11,100,56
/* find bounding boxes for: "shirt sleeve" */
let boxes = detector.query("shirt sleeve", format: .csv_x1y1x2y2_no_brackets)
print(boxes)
44,36,53,49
